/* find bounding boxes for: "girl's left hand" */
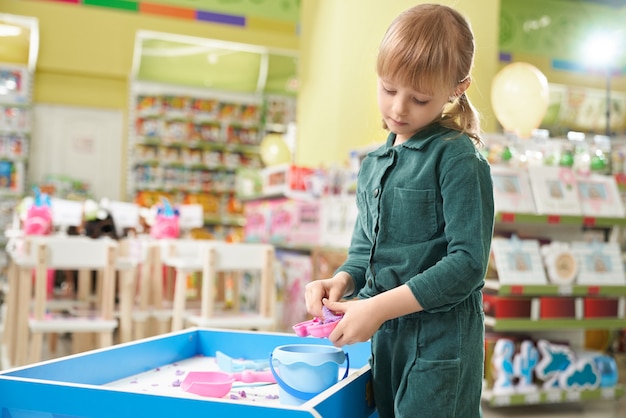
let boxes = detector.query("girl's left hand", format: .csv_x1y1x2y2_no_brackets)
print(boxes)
323,297,385,347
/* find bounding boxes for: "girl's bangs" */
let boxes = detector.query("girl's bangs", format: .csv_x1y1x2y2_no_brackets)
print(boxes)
377,41,447,95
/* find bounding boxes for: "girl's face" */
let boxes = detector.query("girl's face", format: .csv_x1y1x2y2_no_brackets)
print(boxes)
377,77,451,145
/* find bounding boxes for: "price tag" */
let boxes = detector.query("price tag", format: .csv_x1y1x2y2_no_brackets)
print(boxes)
51,198,83,227
524,392,540,404
557,285,573,295
492,395,511,407
545,389,562,403
565,390,581,402
601,388,615,399
178,204,204,229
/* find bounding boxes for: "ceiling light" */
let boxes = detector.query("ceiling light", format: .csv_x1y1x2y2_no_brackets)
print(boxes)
583,32,619,69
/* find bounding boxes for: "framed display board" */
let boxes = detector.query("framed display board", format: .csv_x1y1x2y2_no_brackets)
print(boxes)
576,174,625,217
491,166,536,214
571,241,626,286
491,236,547,285
528,166,582,215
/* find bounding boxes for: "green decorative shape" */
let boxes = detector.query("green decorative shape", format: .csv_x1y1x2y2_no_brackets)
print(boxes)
83,0,139,12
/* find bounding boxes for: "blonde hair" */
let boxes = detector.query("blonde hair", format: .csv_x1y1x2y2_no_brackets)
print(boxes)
377,4,482,146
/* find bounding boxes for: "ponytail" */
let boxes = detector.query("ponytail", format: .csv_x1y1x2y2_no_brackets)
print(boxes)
441,92,482,147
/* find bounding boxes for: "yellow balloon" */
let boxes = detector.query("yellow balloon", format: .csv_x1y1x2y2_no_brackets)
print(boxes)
491,62,549,138
260,133,291,166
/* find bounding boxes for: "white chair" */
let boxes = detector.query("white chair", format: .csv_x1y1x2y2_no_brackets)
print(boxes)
113,236,162,341
186,242,276,331
150,238,214,333
113,237,141,344
25,236,119,364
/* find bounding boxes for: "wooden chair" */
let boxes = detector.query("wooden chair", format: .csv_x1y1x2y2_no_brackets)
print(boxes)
157,238,214,332
25,236,119,364
2,235,34,368
185,242,276,331
113,237,141,344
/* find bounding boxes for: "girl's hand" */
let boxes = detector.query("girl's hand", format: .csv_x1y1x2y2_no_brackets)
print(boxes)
304,273,353,318
323,298,385,347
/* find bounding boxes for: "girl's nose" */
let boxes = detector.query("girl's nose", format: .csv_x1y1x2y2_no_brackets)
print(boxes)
392,97,408,116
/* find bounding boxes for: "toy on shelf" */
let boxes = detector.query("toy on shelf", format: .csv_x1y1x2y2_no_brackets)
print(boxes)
150,197,180,239
22,187,52,236
540,241,578,285
82,199,119,240
489,338,618,395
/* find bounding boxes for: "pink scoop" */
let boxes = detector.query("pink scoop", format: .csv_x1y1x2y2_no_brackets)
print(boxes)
181,370,276,398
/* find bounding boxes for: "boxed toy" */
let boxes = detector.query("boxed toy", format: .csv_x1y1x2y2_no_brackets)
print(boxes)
269,198,321,246
244,199,271,243
263,164,325,199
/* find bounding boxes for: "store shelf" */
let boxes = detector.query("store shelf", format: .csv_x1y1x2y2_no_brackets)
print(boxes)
485,316,626,331
482,385,624,407
204,215,246,227
495,212,626,227
126,82,299,241
484,279,626,297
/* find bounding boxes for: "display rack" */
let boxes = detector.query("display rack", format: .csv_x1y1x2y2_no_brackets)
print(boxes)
484,210,626,407
0,64,30,199
127,81,295,240
482,386,624,407
0,64,32,250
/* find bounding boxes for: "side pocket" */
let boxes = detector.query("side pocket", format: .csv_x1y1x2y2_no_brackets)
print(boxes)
396,357,460,418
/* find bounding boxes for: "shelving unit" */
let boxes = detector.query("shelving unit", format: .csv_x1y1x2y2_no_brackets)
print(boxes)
127,81,297,240
484,210,626,407
482,386,624,407
0,64,30,199
495,211,626,228
0,64,32,252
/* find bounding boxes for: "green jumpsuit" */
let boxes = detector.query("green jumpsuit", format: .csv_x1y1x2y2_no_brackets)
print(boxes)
337,124,494,418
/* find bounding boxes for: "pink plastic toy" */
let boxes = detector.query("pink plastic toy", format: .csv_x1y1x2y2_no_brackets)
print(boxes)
292,306,343,338
23,187,52,236
181,370,276,398
150,197,180,239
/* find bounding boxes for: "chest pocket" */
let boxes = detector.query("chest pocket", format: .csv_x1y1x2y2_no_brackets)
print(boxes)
389,188,437,244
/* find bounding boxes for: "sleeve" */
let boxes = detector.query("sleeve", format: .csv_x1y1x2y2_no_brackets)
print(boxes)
406,150,494,312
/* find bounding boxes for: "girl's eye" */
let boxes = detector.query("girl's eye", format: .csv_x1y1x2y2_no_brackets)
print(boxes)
384,87,396,95
413,98,428,105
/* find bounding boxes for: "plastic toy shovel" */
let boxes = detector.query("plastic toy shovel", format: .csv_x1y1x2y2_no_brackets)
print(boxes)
216,350,269,372
181,370,276,398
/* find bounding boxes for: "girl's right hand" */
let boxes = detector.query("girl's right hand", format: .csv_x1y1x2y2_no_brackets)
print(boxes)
304,272,353,318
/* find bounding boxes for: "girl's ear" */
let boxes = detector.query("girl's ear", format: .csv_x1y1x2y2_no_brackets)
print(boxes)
455,78,471,96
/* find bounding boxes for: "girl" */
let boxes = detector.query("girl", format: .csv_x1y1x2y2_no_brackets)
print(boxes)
304,4,494,417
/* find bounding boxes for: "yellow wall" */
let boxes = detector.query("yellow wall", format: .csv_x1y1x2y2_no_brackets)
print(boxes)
296,0,500,166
